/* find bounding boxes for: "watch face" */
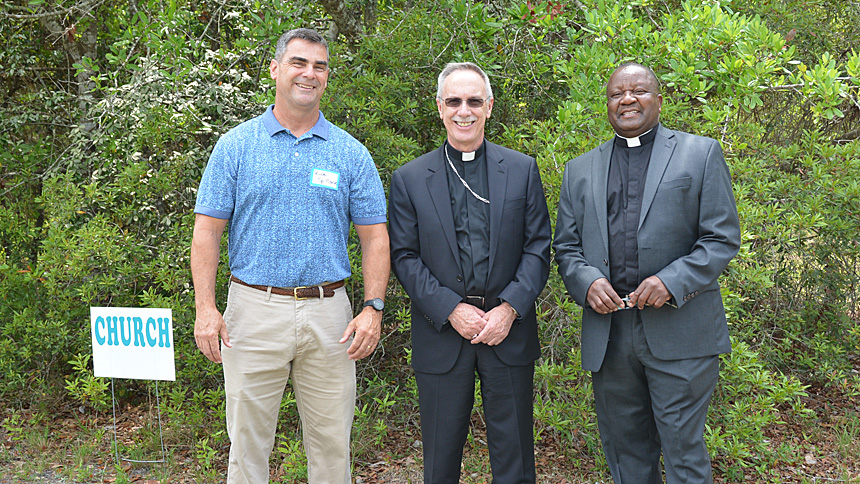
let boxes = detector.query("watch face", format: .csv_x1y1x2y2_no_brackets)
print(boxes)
365,298,384,311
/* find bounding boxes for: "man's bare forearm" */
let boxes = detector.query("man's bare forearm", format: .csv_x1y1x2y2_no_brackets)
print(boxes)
191,214,228,309
356,223,390,301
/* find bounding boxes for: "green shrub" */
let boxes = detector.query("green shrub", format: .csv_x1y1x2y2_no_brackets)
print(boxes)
1,0,858,481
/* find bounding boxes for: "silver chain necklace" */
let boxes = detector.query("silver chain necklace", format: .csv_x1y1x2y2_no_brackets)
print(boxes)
444,143,490,204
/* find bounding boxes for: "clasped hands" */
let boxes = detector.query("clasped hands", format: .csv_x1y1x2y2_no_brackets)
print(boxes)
448,302,516,346
586,275,672,315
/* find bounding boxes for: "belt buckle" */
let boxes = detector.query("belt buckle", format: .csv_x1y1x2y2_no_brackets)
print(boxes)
464,295,484,308
293,286,309,300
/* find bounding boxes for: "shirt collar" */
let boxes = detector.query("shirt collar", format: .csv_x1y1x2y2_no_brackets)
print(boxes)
613,125,658,148
262,105,330,140
445,140,486,162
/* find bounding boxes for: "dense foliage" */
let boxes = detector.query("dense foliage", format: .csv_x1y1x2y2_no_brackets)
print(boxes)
1,0,858,481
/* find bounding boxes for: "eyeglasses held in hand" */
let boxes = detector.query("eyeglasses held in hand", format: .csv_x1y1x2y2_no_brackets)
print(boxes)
616,296,678,310
617,296,635,310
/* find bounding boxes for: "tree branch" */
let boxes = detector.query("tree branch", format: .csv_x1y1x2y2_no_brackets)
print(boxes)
0,0,105,20
765,77,854,91
316,0,365,46
835,128,860,143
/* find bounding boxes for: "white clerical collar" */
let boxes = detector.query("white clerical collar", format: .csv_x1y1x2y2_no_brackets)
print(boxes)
446,141,485,162
615,127,654,148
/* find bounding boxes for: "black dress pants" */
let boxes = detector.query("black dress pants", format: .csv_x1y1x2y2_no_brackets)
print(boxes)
415,340,536,484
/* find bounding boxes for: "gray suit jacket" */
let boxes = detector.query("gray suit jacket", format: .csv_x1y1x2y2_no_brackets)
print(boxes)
553,124,741,371
389,142,551,374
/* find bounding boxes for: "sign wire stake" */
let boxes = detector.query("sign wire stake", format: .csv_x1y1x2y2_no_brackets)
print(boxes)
110,378,167,466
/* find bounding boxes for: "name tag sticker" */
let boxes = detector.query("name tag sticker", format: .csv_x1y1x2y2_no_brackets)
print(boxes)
311,169,339,190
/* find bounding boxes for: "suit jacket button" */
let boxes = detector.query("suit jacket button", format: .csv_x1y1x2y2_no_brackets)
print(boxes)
603,259,609,266
456,275,464,282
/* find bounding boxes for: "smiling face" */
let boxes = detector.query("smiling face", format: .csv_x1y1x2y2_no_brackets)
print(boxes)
437,69,493,152
270,38,329,113
606,64,663,138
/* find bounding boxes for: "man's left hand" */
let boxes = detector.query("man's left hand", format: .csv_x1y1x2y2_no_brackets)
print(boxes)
341,306,382,360
629,276,672,309
472,302,516,346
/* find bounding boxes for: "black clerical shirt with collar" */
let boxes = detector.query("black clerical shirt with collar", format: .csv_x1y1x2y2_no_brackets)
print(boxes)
445,141,490,296
607,126,658,296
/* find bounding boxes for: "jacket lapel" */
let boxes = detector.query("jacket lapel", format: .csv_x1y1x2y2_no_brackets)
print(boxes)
593,140,612,254
639,125,676,228
426,146,462,270
486,142,507,273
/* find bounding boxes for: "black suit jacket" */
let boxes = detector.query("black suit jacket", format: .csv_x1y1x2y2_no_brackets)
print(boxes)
389,142,551,374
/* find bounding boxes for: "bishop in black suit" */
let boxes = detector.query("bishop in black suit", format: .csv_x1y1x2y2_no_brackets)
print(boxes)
389,62,551,484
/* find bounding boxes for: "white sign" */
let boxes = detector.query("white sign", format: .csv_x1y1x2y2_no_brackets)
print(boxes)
90,307,175,381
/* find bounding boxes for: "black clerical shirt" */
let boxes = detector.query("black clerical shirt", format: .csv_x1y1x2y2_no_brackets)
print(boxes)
607,127,658,295
445,141,490,296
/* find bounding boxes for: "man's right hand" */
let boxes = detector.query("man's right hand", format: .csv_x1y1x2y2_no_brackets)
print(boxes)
190,214,231,363
447,303,488,341
586,278,625,314
194,305,231,363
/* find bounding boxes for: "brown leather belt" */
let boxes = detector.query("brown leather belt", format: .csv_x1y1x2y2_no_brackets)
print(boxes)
230,275,344,299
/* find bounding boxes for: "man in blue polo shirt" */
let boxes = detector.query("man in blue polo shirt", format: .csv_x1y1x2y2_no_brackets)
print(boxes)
191,27,389,483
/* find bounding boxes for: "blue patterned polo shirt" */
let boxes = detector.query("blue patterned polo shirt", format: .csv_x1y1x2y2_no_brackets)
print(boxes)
194,105,386,287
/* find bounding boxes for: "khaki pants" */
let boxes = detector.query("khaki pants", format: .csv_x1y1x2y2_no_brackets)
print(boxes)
222,281,355,484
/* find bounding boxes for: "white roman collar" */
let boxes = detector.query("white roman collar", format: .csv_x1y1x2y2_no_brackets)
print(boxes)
616,127,654,148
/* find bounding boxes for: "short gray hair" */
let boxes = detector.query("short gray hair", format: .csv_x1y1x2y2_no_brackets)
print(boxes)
436,62,494,101
274,28,328,62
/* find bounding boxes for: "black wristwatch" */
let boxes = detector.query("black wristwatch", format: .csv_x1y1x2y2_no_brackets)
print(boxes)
362,298,384,311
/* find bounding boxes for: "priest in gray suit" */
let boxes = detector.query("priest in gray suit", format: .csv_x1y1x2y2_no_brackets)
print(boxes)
553,62,741,484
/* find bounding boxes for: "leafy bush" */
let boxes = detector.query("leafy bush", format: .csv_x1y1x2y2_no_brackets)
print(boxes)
1,0,858,481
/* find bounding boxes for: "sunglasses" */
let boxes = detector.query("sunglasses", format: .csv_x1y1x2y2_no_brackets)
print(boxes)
442,97,487,108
